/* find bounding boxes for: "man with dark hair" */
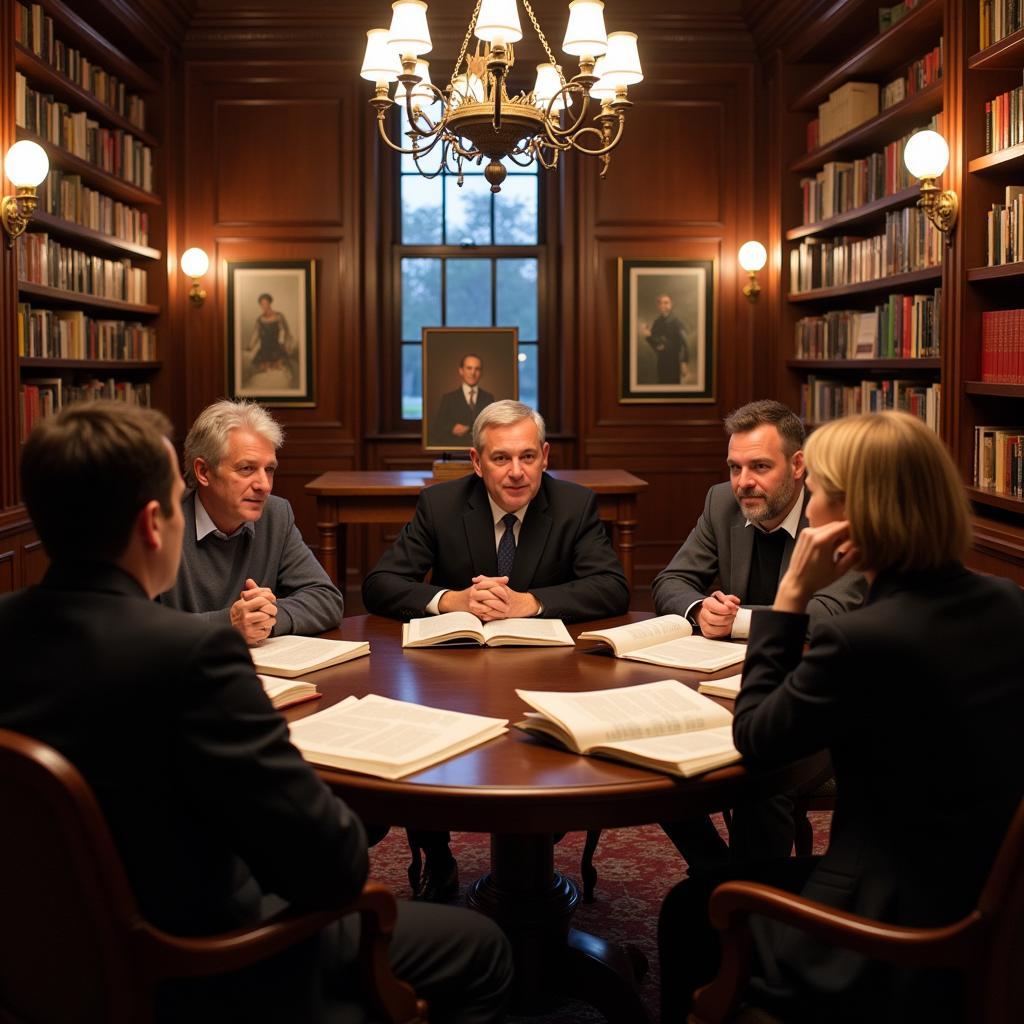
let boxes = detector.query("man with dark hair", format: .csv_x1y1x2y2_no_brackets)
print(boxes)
2,401,512,1024
430,353,496,447
651,399,865,868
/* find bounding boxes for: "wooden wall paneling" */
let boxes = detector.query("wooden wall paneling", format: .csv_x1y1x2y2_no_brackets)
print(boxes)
0,545,14,593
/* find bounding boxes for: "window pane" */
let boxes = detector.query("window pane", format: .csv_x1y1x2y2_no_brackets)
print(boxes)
401,344,423,420
496,258,538,340
445,259,492,326
398,106,444,175
401,258,441,340
517,343,538,410
401,176,442,244
445,175,492,245
494,174,538,244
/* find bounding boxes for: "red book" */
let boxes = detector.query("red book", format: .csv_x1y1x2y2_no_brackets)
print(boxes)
982,311,994,381
902,295,913,357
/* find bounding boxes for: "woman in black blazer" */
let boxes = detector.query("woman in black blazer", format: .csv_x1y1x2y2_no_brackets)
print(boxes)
659,411,1024,1023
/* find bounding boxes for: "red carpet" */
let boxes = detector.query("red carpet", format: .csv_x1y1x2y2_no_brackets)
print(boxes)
369,813,833,1022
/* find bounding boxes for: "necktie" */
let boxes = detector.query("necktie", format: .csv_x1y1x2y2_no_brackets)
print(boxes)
496,513,517,577
469,387,477,412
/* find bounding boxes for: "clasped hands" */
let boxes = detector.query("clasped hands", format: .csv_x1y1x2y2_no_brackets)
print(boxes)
439,575,540,621
230,577,278,645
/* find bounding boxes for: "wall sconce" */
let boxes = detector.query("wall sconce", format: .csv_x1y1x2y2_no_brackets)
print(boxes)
180,247,209,307
738,241,767,301
2,140,49,247
903,130,958,243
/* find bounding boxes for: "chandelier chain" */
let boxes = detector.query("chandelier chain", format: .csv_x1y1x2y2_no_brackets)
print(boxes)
521,0,564,83
450,0,485,87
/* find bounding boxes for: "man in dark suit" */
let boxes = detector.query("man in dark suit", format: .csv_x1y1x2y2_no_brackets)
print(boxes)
1,402,512,1024
429,352,496,448
364,399,630,898
641,293,689,384
652,400,866,869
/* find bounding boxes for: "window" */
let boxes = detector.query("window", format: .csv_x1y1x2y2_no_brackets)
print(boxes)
396,109,543,421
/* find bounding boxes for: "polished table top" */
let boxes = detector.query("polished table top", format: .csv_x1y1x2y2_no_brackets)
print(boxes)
284,614,829,833
305,468,649,496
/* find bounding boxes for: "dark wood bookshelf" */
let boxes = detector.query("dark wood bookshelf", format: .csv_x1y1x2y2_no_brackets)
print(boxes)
790,81,944,173
968,142,1024,175
785,185,920,241
18,282,159,315
966,262,1024,282
968,27,1024,71
964,381,1024,397
787,358,941,371
14,46,158,147
19,357,160,371
791,0,944,112
15,127,160,207
788,264,943,302
968,486,1024,513
29,211,160,261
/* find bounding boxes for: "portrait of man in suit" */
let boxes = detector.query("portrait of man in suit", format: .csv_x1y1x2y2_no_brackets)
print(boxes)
429,353,496,448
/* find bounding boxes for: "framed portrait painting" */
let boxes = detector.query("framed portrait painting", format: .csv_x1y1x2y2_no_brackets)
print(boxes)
618,258,716,403
422,327,518,451
226,260,316,406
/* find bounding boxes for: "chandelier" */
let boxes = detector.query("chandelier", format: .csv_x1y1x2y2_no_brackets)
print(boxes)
360,0,642,192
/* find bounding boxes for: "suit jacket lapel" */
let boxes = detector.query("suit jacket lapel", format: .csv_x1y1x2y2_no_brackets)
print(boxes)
464,479,499,577
509,482,551,591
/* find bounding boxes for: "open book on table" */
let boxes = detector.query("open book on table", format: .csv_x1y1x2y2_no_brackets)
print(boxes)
697,673,742,700
402,611,573,648
287,694,508,780
515,679,740,778
258,674,322,711
578,614,745,672
250,636,370,678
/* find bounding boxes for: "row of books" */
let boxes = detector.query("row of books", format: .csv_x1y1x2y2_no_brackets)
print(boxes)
979,0,1024,49
984,78,1024,155
789,207,943,293
879,0,924,32
973,426,1024,495
15,74,154,192
881,41,943,110
20,378,152,441
808,81,879,151
981,309,1024,383
800,377,941,430
38,169,150,247
798,116,941,225
794,289,942,360
17,303,156,361
13,2,146,129
986,186,1024,266
17,233,149,304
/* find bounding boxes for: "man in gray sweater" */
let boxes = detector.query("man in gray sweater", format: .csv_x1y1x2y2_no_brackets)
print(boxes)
160,400,343,641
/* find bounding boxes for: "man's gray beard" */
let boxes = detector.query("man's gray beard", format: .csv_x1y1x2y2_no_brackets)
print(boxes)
738,474,797,525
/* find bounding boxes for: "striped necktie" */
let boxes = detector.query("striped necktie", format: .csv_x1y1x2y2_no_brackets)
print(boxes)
496,513,517,576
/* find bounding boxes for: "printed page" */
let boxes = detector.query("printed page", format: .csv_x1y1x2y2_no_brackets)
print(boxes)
250,635,367,673
287,694,507,776
482,617,573,646
516,679,732,752
404,611,484,645
622,636,746,672
577,614,692,655
597,725,740,777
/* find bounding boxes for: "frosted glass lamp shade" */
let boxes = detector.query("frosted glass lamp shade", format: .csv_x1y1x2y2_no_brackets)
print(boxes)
181,247,209,278
361,28,402,82
562,0,608,59
533,63,570,111
475,0,523,46
738,241,767,273
4,140,48,187
388,0,432,57
904,130,949,179
589,56,616,100
600,32,642,88
451,72,486,105
395,60,434,103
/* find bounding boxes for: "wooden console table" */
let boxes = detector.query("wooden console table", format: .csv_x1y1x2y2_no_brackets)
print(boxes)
305,469,648,591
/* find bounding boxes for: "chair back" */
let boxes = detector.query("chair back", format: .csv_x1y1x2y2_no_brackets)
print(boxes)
0,729,149,1023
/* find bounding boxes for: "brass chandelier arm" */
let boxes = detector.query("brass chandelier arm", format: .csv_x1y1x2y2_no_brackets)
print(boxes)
559,115,627,158
449,0,486,88
375,110,445,156
541,81,593,140
401,81,451,135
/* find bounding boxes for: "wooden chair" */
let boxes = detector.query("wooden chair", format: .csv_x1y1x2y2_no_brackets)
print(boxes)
688,798,1024,1024
0,729,427,1024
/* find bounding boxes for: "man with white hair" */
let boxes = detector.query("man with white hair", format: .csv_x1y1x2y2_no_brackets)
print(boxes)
160,399,343,641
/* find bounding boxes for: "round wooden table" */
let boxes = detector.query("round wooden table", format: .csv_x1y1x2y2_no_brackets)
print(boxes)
285,614,829,1021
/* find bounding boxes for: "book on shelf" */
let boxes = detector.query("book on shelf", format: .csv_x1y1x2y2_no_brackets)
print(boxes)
39,170,150,246
257,674,321,711
879,0,923,33
19,377,61,439
986,186,1024,267
881,41,943,111
20,378,151,439
981,309,1024,383
287,694,508,780
816,82,879,149
402,612,574,648
983,80,1024,155
17,233,148,303
250,635,370,678
17,303,156,360
515,679,741,779
577,615,746,672
697,674,743,700
802,376,941,430
980,0,1024,50
974,426,1024,496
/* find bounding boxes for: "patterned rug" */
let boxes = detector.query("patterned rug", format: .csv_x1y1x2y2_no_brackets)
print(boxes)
369,813,833,1022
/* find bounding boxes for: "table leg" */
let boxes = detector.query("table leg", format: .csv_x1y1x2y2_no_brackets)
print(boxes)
612,496,639,591
467,833,651,1022
315,506,342,588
